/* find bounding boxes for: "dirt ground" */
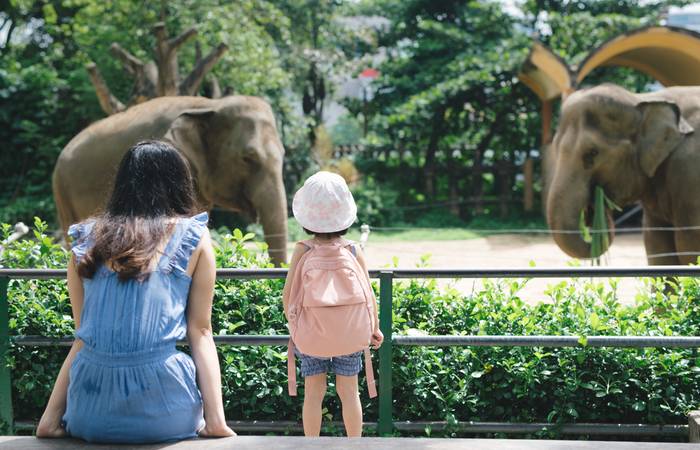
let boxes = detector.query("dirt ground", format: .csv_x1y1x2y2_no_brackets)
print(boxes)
361,233,649,305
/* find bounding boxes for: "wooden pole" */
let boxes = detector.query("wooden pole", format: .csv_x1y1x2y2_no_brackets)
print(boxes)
523,157,534,212
524,99,552,212
542,99,553,144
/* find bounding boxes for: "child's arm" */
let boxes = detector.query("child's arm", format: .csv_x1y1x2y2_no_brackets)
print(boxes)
36,255,84,438
282,243,308,316
187,229,235,438
354,246,384,349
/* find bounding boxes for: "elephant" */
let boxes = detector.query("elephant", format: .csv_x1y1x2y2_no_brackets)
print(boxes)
547,83,700,265
52,95,288,265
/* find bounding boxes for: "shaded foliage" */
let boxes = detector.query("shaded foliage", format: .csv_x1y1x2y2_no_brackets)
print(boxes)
3,221,699,438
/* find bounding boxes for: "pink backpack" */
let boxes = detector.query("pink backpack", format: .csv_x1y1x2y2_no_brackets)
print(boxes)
286,238,377,398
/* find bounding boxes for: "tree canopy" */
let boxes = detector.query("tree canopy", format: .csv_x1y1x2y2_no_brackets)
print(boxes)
0,0,694,227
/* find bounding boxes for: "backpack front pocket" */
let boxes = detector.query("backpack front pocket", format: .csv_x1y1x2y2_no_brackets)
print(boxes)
294,304,372,358
302,267,365,307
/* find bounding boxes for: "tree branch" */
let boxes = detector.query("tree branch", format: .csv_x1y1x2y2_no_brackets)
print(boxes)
85,62,125,115
143,61,159,92
110,43,144,76
0,20,16,55
179,43,228,95
209,75,222,99
195,41,202,63
168,27,197,52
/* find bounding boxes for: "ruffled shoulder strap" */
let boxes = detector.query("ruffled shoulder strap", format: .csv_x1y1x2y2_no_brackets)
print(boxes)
166,212,209,274
67,220,96,263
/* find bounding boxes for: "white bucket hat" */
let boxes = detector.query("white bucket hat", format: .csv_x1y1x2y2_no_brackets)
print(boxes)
292,171,357,233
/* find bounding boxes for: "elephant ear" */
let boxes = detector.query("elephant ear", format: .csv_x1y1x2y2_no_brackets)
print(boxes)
164,108,217,172
636,100,693,178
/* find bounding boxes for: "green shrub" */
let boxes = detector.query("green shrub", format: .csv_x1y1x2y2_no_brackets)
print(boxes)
351,179,405,227
2,219,700,438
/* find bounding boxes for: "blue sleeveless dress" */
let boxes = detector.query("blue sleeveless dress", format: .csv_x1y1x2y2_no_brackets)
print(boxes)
62,213,209,443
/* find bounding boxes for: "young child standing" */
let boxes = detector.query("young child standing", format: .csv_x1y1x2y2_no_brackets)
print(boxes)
283,171,383,437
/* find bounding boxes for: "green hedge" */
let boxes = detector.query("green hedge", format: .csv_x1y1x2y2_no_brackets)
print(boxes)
2,219,700,437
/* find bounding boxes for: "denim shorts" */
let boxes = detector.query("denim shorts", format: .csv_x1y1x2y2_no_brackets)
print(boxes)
296,350,363,377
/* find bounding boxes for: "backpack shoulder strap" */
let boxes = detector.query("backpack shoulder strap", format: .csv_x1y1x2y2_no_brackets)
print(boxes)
288,338,297,396
364,348,377,398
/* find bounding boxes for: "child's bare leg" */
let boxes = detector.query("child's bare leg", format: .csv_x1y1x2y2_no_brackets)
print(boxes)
336,374,362,437
303,373,327,436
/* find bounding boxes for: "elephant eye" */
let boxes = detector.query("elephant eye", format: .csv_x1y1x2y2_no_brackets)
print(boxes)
242,155,258,167
583,149,598,169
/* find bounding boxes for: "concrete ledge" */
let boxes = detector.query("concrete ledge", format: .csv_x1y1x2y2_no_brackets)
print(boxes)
1,436,699,450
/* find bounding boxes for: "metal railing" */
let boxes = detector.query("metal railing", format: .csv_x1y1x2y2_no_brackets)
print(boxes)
2,266,700,438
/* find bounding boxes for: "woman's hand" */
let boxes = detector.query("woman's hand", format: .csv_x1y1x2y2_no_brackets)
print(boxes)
371,329,384,349
198,421,236,438
36,413,67,438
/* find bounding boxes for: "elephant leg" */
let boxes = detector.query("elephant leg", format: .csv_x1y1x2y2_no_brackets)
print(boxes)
642,213,680,265
673,229,700,265
642,213,682,301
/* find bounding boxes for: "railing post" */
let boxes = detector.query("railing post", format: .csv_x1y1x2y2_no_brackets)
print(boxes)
0,277,12,434
377,270,393,436
690,411,700,442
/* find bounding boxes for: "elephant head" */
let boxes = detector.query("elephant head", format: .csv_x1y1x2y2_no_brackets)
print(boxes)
546,84,693,259
165,97,288,265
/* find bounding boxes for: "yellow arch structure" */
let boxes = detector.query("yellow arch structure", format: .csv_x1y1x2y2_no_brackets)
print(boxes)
519,26,700,101
517,26,700,211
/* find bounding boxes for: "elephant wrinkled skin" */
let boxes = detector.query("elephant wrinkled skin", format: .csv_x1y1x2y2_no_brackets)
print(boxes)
546,83,700,265
52,95,288,265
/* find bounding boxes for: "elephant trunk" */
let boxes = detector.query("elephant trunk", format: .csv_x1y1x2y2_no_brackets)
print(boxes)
251,176,288,266
546,172,613,259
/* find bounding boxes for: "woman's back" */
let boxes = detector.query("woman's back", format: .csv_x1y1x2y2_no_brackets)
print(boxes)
62,212,209,443
71,212,208,352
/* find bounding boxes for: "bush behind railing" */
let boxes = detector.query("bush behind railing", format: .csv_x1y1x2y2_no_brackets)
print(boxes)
2,219,700,436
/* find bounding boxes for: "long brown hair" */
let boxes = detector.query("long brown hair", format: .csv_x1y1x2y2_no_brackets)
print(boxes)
78,140,198,281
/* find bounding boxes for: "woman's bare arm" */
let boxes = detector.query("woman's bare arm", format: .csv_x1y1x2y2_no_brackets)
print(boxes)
186,230,235,438
36,255,84,438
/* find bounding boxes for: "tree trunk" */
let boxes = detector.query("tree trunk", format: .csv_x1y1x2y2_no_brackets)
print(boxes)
471,121,498,215
448,150,460,217
497,158,513,219
472,148,484,215
424,108,445,200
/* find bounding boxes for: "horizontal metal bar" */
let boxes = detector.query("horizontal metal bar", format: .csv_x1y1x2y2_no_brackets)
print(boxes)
0,268,291,280
388,266,700,278
12,420,687,437
13,335,700,349
215,269,287,279
11,335,291,347
393,335,700,348
213,335,289,345
393,421,688,437
0,269,68,279
3,266,700,280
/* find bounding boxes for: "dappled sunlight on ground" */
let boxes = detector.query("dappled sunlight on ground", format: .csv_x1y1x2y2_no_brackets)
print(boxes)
360,233,648,305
